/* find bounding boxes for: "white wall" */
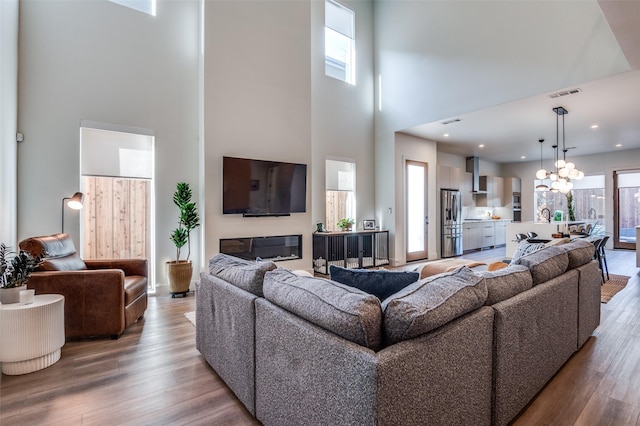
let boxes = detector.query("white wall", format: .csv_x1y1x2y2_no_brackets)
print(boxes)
374,1,630,266
202,1,374,270
17,0,200,286
203,1,313,270
311,0,375,233
0,0,18,246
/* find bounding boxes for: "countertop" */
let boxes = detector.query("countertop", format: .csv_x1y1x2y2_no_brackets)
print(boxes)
463,218,512,223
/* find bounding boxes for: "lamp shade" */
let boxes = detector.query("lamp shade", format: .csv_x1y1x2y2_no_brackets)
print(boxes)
67,192,84,210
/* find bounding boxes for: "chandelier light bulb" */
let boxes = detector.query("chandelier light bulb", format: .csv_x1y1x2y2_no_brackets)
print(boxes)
536,169,548,179
565,162,575,170
559,167,569,178
576,171,584,180
569,168,579,179
551,181,560,190
550,172,558,181
556,159,566,168
566,181,573,190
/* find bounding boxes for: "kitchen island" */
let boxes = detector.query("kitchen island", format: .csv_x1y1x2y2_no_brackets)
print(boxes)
505,221,588,259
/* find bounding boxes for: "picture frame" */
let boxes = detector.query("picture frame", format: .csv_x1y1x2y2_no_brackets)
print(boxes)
363,219,376,230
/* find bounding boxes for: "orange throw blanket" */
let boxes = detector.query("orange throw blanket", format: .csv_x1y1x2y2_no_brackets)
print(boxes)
418,258,486,279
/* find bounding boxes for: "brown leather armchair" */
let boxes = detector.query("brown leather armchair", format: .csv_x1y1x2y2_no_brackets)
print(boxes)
19,233,148,339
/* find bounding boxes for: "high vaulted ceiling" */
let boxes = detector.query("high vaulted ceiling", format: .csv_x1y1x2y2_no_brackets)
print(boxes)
397,1,640,165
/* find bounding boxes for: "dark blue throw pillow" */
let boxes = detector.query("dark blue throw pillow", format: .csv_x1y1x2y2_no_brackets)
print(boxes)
329,265,419,301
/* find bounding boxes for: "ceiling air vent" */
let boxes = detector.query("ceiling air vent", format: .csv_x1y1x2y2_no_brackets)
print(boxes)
441,118,461,125
548,88,582,99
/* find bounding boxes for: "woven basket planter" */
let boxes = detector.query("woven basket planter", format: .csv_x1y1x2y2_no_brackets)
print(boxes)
166,260,192,295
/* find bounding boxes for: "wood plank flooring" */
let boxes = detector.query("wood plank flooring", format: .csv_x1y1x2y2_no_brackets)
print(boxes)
1,247,638,425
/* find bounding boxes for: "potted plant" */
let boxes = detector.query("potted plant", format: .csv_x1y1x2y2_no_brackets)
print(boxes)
337,218,355,232
167,182,200,297
0,243,42,304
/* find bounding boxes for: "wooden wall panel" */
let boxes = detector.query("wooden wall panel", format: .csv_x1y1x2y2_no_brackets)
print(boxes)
81,176,151,261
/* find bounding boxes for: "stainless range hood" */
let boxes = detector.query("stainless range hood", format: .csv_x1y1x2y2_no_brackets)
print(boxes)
466,156,486,193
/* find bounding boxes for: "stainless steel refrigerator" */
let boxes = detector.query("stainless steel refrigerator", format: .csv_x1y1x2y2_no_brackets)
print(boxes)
441,189,463,258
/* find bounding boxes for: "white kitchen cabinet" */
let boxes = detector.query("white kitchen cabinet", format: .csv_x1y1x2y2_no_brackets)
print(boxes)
437,165,461,190
494,221,508,246
462,172,473,206
476,176,504,208
480,222,495,248
492,177,504,207
463,222,481,251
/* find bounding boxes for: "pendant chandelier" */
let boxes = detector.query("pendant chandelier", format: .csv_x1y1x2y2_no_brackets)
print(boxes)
535,139,549,192
535,106,584,194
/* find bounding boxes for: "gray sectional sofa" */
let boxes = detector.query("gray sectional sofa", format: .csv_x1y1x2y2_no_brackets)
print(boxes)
196,238,601,426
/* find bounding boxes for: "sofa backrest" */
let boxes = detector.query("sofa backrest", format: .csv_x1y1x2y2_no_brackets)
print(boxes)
560,239,595,270
263,268,383,350
19,233,87,271
476,265,533,306
381,266,487,345
208,253,276,297
510,245,569,286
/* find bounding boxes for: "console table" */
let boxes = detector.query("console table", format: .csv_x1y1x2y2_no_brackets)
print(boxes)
0,294,65,375
312,230,389,275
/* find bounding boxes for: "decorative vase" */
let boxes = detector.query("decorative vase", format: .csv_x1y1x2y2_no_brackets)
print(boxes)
166,260,192,297
0,285,27,304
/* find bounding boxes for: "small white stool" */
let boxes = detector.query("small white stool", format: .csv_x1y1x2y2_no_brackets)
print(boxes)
0,294,65,375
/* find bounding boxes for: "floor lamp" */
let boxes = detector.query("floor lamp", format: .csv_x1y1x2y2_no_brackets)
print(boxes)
61,192,84,233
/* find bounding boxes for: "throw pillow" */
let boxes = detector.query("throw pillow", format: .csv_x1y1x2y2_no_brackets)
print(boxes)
487,261,509,271
509,241,546,265
329,265,419,301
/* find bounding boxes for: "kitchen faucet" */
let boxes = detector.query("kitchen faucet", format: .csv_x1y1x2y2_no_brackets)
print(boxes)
541,208,551,223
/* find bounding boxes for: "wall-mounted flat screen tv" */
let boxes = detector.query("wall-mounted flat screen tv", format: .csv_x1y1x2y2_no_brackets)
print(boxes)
223,156,307,216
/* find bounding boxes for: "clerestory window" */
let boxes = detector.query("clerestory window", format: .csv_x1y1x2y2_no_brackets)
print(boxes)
325,0,355,85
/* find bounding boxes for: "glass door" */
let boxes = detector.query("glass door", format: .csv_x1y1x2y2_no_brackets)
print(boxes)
613,170,640,250
406,160,428,261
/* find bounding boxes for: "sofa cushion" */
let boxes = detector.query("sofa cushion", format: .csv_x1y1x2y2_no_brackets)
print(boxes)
511,246,569,286
123,275,148,305
208,253,276,297
561,239,595,270
382,266,487,345
263,268,382,350
476,265,533,305
329,265,418,301
509,241,546,265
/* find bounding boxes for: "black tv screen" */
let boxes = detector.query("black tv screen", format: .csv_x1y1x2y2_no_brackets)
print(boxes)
223,156,307,216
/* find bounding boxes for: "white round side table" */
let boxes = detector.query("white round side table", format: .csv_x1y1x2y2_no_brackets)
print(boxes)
0,294,65,375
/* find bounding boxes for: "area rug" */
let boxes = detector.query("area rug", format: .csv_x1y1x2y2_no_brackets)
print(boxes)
184,311,196,327
601,274,631,303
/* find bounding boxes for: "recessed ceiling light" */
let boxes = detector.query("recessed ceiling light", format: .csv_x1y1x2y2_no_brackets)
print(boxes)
521,156,526,159
615,144,622,147
443,133,449,137
478,144,485,148
591,124,599,129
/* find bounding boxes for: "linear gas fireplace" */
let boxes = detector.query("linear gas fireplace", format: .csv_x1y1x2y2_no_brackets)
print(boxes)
220,234,302,262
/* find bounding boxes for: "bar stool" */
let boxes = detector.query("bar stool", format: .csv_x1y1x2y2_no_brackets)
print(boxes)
596,236,610,282
515,233,528,242
593,236,609,283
